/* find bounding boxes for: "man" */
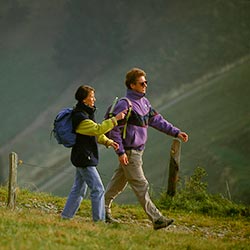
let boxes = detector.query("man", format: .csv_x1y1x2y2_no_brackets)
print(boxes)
105,68,189,230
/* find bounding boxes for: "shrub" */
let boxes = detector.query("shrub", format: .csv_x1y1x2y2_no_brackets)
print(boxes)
158,167,249,217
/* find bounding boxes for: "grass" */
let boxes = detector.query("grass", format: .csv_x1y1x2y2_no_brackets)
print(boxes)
0,186,249,250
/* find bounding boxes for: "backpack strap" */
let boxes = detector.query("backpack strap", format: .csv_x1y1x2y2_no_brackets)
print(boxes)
108,97,119,118
119,97,132,139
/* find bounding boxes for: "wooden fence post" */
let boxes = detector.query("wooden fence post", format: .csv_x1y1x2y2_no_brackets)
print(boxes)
167,138,181,197
7,152,18,209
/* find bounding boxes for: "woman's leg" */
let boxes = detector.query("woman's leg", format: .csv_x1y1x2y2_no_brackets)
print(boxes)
61,168,87,218
79,166,105,222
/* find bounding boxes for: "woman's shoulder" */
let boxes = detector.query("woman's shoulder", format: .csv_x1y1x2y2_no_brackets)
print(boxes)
72,110,88,123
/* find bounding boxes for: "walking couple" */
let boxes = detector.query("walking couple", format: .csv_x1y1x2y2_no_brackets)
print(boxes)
61,67,188,230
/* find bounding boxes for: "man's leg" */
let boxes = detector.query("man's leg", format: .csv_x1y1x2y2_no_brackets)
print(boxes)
123,150,162,222
124,150,174,229
105,165,127,217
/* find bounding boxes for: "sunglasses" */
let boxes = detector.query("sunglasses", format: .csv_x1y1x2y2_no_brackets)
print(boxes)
138,81,148,86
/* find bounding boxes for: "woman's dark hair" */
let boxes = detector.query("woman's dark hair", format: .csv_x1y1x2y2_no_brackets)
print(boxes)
125,68,146,89
75,85,95,103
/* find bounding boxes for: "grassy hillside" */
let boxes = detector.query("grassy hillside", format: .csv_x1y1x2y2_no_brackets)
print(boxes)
0,0,250,204
0,187,249,250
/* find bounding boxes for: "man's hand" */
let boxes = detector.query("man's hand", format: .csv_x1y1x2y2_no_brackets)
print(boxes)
119,153,129,165
178,132,189,142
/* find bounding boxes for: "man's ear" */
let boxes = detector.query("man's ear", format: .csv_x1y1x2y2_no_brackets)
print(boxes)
130,83,136,90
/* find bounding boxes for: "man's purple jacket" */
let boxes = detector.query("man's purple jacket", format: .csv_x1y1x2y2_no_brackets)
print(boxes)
107,89,180,156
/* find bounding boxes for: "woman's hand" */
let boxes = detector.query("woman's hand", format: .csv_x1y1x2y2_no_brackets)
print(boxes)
110,141,119,151
115,109,127,121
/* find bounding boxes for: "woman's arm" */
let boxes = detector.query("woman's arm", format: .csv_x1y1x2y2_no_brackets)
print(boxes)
75,117,117,136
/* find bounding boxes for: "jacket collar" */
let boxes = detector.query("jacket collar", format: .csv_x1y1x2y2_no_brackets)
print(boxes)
75,102,96,115
126,89,145,100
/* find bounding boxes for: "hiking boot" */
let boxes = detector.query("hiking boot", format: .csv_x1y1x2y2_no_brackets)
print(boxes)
153,216,174,230
105,213,119,224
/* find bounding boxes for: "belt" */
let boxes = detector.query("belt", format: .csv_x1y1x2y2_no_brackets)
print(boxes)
125,147,143,151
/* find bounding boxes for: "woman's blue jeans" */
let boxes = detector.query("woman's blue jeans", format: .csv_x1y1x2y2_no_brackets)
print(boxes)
61,166,105,221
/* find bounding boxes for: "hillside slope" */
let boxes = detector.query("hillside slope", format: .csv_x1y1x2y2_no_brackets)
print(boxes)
0,0,249,203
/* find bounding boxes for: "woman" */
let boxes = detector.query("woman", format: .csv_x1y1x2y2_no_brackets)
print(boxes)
61,85,125,222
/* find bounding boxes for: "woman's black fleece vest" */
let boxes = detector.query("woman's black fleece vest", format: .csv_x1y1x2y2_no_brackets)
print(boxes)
70,103,99,168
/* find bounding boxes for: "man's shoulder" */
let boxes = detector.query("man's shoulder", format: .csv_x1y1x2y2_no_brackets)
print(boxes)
120,97,132,106
141,96,152,108
116,97,132,108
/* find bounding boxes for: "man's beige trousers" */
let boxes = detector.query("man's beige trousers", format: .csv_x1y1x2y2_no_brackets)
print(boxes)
105,149,162,222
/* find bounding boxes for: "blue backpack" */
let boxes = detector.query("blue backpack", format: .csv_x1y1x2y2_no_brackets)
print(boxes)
52,108,76,148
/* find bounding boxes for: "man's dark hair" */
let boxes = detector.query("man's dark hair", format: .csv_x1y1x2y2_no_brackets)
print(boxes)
125,68,146,89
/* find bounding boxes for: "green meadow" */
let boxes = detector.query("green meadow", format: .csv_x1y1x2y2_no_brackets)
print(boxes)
1,167,250,250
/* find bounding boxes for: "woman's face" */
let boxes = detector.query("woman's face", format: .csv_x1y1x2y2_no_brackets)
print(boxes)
83,90,96,107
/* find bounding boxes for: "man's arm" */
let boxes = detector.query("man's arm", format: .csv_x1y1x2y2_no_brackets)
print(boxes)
149,111,188,142
149,113,180,137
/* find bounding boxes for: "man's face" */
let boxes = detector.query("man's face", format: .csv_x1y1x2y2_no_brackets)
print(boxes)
131,76,147,94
